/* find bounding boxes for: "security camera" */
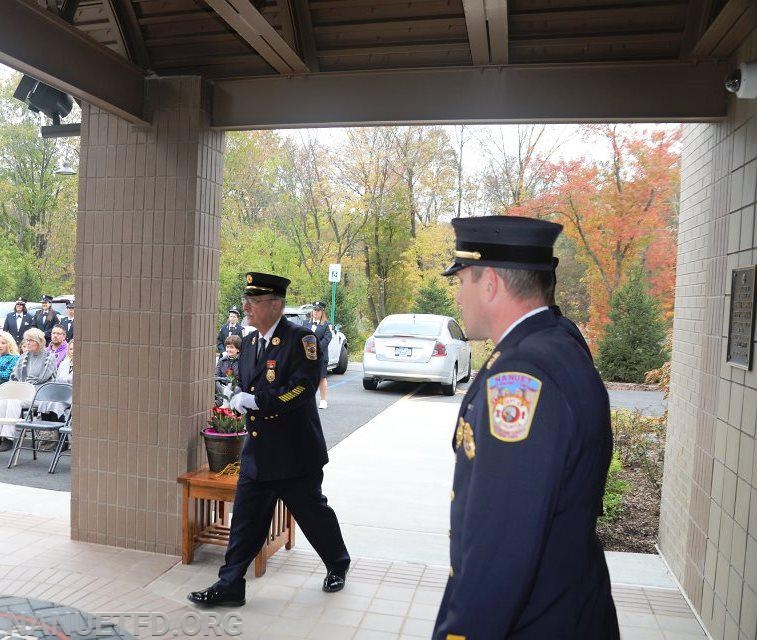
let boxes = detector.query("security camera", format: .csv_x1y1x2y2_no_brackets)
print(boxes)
725,62,757,99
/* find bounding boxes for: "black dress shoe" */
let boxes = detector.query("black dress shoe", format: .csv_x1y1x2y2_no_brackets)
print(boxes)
322,571,346,593
187,583,245,607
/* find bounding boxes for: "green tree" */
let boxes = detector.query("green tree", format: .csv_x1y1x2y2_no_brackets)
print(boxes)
15,261,42,302
596,268,667,382
413,278,457,318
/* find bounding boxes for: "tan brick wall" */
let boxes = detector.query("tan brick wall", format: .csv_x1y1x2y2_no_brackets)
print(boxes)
660,32,757,639
71,77,225,554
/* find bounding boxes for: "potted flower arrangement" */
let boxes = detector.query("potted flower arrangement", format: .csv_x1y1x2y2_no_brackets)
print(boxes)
202,405,246,472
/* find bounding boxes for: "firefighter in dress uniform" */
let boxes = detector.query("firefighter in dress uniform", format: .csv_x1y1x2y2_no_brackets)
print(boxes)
188,272,350,608
433,215,619,640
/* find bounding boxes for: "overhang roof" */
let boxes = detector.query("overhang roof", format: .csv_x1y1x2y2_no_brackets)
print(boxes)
0,0,753,127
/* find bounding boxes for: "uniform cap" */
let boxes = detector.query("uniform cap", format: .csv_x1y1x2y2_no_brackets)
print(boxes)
228,306,240,317
41,294,53,302
311,301,326,310
66,301,75,309
243,272,291,297
442,215,563,276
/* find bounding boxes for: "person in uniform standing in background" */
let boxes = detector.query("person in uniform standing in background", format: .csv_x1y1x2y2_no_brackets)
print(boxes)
60,302,75,342
188,272,350,608
3,299,33,348
34,295,60,346
310,301,332,409
433,215,619,640
216,306,244,355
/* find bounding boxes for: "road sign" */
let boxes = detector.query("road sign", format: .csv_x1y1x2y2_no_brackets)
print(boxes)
328,264,342,282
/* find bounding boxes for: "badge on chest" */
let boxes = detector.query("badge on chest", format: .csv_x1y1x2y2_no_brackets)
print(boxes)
266,360,276,382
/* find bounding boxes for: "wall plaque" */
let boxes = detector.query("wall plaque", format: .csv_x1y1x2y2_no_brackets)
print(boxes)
727,266,757,369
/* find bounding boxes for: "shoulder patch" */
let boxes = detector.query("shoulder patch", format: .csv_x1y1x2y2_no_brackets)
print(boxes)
302,334,318,360
486,372,542,442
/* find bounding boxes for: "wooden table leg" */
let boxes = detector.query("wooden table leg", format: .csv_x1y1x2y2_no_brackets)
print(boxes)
181,482,193,564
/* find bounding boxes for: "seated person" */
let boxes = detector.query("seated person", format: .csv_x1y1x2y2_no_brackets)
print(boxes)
45,325,68,368
56,339,74,385
4,328,60,451
0,330,20,384
0,331,21,451
215,335,241,383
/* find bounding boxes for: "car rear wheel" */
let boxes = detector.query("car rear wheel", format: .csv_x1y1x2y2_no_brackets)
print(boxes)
460,356,472,383
333,344,349,374
441,366,457,396
363,378,379,390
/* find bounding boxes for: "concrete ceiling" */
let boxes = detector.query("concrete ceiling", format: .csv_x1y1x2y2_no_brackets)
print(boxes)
0,0,753,128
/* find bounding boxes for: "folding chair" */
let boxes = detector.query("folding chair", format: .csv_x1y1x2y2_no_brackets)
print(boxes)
49,423,71,474
0,381,37,429
8,382,73,469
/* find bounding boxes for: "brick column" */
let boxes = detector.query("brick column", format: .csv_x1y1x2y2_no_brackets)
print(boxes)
71,77,224,554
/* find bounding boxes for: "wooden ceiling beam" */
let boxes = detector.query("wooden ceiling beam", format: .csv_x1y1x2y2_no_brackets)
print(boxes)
487,1,509,64
204,0,308,73
691,0,754,58
462,0,510,65
0,0,147,125
292,0,319,71
461,0,489,64
101,0,151,68
213,60,729,129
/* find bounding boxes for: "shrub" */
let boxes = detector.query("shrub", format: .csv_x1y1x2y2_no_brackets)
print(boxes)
599,452,629,526
612,409,666,496
413,277,457,318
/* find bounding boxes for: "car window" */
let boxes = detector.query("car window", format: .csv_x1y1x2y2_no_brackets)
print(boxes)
376,318,442,337
448,320,464,341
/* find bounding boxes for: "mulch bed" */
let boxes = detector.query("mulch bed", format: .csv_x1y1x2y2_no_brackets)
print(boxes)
597,466,660,553
604,381,661,392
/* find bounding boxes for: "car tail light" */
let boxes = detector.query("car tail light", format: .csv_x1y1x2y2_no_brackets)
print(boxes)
432,341,447,357
364,338,375,354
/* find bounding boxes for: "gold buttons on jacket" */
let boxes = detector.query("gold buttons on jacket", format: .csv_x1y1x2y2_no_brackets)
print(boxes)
249,416,255,422
449,567,454,577
450,490,455,501
251,431,258,437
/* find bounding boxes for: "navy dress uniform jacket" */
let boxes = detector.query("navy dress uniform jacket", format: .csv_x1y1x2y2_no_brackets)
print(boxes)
311,322,332,377
34,310,60,344
237,317,328,481
433,308,619,640
3,312,34,347
217,322,245,353
60,317,74,342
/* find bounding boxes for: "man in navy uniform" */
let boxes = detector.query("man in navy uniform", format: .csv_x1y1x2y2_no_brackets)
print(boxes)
60,302,75,342
2,299,33,347
216,306,244,354
434,216,619,639
188,272,350,608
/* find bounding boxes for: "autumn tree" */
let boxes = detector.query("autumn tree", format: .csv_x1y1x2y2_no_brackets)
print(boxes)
478,125,562,215
519,124,681,341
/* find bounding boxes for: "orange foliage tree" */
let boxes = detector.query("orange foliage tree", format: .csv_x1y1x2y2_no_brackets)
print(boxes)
515,125,681,343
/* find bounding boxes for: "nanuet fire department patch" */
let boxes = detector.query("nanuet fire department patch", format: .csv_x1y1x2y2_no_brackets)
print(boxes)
486,372,542,443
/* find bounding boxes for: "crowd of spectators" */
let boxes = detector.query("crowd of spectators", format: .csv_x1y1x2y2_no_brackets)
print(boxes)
0,296,75,452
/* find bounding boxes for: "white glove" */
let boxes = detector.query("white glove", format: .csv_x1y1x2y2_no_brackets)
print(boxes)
229,392,256,413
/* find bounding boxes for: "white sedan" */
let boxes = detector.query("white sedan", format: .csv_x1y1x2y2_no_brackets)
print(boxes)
362,314,472,396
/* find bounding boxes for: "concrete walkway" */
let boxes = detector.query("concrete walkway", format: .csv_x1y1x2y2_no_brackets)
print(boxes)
0,387,709,639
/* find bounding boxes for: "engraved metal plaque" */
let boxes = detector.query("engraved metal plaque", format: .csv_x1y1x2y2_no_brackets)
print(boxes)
727,266,757,369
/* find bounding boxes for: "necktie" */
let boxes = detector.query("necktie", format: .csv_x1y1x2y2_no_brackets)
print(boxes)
258,337,266,362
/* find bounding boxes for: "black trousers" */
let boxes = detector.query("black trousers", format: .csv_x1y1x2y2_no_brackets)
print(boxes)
218,469,350,589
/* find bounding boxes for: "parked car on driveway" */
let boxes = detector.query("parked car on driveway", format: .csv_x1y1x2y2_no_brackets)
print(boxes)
362,313,472,395
284,304,349,374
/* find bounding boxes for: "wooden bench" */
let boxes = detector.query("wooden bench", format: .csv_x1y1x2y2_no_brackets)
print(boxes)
177,467,295,576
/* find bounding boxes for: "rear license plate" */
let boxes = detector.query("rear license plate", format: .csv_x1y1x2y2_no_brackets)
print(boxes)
395,346,412,357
